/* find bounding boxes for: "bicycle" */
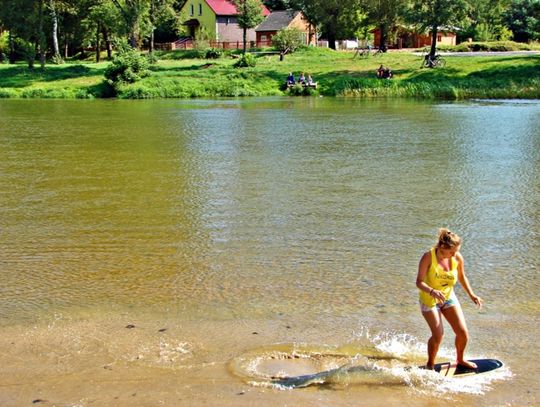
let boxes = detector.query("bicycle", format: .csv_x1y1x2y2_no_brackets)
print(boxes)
422,53,446,68
353,46,372,59
372,47,385,57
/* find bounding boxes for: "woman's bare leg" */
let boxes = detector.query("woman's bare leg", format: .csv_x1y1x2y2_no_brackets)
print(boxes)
422,309,444,368
442,304,477,369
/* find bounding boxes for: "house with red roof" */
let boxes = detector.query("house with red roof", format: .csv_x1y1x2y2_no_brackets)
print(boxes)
179,0,270,45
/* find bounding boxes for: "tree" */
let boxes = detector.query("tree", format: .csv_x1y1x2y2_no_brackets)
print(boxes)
460,0,512,41
85,0,121,61
47,0,79,62
362,0,408,51
504,0,540,42
407,0,469,58
0,0,43,67
233,0,265,54
291,0,364,49
111,0,150,48
148,0,178,53
263,0,291,10
37,0,46,68
272,26,303,53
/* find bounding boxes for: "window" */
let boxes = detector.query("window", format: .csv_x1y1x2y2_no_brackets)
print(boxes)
190,4,194,16
437,35,442,42
198,3,202,15
261,35,267,41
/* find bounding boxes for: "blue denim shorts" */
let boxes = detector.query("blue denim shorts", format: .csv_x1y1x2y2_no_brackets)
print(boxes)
420,291,460,313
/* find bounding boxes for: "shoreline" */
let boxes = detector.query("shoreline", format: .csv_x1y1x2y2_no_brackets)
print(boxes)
1,48,539,100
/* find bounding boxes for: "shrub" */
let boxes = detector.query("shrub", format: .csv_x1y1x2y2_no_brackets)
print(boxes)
204,48,222,59
287,83,318,96
117,84,160,99
14,38,36,68
0,88,17,98
51,54,64,65
272,27,304,53
104,47,150,86
147,52,159,64
0,32,8,62
233,53,257,68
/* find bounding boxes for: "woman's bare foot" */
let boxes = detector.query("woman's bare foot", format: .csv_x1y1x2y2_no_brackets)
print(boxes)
457,360,477,369
420,364,435,370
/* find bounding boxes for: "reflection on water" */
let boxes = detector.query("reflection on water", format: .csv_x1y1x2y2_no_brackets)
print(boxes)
0,98,538,405
1,98,538,323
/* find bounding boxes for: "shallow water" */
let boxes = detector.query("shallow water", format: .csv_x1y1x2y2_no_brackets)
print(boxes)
0,98,538,406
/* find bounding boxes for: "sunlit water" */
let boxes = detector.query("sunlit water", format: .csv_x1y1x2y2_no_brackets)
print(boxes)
0,98,538,406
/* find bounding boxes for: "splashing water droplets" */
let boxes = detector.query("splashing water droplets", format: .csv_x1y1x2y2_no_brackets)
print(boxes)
229,330,511,396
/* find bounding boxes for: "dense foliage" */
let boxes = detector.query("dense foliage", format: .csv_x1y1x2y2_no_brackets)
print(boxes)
0,0,538,67
104,44,150,85
272,27,304,53
233,52,257,67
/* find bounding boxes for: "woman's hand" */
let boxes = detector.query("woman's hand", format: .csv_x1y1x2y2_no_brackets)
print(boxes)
471,294,483,309
430,289,446,303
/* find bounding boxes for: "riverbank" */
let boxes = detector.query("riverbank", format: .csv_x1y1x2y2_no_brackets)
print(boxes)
1,47,539,99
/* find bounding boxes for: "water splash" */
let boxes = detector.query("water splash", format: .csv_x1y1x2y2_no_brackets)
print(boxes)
229,330,511,396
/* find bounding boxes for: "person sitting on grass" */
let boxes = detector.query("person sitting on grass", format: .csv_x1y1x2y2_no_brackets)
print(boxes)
307,74,316,87
286,72,295,86
298,72,306,85
376,65,393,79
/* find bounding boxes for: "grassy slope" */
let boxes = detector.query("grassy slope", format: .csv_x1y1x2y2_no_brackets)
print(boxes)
0,47,539,99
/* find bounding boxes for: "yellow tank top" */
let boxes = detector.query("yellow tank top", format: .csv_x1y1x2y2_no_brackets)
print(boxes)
419,248,458,307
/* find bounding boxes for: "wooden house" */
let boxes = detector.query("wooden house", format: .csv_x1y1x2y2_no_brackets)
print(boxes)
179,0,270,44
255,10,316,47
373,27,457,49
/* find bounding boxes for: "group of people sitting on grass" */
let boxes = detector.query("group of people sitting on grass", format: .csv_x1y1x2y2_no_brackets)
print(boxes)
286,67,391,88
286,72,316,87
376,64,393,79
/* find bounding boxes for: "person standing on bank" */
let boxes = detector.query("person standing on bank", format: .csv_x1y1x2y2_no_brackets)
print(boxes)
416,228,483,370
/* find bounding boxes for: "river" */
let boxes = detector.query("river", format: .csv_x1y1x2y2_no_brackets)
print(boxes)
0,98,538,406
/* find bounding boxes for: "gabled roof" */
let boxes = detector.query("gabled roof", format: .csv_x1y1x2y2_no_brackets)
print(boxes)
255,10,300,32
205,0,270,17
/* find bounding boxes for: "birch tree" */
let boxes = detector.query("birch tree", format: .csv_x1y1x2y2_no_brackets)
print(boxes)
233,0,265,54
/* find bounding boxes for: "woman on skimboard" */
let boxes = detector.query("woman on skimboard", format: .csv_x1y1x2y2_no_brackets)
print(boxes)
416,228,483,370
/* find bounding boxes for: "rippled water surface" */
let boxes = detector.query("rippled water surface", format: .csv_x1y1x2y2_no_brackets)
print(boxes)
0,98,538,406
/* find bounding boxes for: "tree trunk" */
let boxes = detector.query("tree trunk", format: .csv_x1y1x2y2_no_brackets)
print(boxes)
327,31,336,50
242,28,247,54
64,33,69,59
103,28,112,59
50,0,62,62
37,0,46,68
129,32,138,49
8,31,16,64
149,0,155,54
379,23,388,52
96,22,101,63
326,13,337,50
430,25,438,58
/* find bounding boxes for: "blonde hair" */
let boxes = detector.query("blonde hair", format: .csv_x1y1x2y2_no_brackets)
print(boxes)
436,228,461,249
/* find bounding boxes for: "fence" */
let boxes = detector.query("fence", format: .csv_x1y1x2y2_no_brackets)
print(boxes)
154,39,273,51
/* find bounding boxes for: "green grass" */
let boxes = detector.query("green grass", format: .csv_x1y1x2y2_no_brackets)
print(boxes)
1,47,539,99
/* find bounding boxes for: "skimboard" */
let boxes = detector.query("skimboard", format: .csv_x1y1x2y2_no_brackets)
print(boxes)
432,359,503,378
